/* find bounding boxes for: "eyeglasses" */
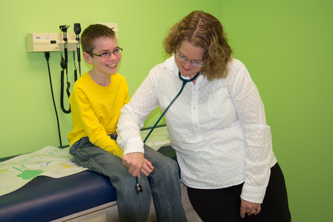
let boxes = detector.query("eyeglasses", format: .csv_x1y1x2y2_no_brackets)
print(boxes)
175,51,203,67
92,48,123,59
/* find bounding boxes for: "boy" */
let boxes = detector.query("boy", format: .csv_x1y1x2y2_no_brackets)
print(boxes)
68,24,187,221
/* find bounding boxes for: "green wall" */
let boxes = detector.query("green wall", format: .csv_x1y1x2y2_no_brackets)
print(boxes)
0,0,223,157
221,1,333,221
0,0,332,221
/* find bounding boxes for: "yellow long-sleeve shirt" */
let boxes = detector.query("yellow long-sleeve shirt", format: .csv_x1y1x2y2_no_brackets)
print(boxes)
68,72,130,159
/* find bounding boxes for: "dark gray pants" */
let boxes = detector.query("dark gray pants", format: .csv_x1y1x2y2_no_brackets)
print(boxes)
187,163,291,222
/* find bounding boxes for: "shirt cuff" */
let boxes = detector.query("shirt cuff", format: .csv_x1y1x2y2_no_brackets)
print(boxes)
122,137,145,157
240,183,267,204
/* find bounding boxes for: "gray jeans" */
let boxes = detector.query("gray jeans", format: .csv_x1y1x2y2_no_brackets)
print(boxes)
69,135,187,222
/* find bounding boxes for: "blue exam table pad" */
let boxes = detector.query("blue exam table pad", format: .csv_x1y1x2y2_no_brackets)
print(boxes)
0,145,177,222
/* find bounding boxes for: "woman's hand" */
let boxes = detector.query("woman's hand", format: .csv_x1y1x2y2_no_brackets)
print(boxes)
122,153,154,177
122,152,145,177
240,198,261,218
140,159,154,176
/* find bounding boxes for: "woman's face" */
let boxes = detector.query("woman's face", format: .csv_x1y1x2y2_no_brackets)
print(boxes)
175,40,204,78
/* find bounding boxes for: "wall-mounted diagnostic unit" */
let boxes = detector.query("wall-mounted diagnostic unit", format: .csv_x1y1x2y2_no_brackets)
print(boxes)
26,33,76,52
26,23,118,53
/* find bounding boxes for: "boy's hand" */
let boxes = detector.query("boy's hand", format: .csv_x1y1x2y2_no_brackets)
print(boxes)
122,152,144,177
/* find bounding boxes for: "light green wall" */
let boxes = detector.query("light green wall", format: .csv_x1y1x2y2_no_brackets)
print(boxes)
1,0,332,221
221,1,333,221
0,0,223,157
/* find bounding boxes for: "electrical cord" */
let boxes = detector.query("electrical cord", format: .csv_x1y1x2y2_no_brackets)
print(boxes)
45,52,63,147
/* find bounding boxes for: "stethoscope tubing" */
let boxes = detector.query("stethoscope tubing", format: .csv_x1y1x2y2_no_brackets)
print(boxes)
135,71,200,192
143,71,200,143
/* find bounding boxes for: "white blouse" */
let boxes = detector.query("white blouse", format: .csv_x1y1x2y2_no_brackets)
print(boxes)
117,56,277,203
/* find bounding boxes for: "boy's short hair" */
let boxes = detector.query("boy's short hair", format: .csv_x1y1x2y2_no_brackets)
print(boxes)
81,24,116,56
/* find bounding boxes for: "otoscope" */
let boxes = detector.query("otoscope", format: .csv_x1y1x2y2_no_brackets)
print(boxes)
74,23,82,80
60,25,69,74
135,71,200,194
60,25,71,114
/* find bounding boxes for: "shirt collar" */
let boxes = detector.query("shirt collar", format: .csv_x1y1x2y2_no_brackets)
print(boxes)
163,55,178,76
163,55,204,83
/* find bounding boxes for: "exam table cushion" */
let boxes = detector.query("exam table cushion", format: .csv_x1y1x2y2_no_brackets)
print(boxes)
0,170,116,222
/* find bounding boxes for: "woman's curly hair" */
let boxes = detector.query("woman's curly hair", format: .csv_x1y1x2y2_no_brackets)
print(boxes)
164,11,233,80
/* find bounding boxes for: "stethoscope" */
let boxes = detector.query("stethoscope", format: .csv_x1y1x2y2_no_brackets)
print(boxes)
135,70,200,194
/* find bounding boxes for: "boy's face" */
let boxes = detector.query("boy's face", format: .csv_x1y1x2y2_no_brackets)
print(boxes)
84,37,121,75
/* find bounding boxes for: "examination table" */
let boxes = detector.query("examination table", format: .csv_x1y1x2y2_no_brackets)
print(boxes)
0,146,182,222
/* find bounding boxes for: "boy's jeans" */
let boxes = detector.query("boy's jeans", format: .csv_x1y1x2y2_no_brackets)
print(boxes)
69,135,187,222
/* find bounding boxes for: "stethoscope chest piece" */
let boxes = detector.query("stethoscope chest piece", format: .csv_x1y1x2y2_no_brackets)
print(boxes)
136,183,143,194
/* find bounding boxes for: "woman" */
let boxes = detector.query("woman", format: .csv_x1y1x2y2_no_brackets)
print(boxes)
117,11,291,221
